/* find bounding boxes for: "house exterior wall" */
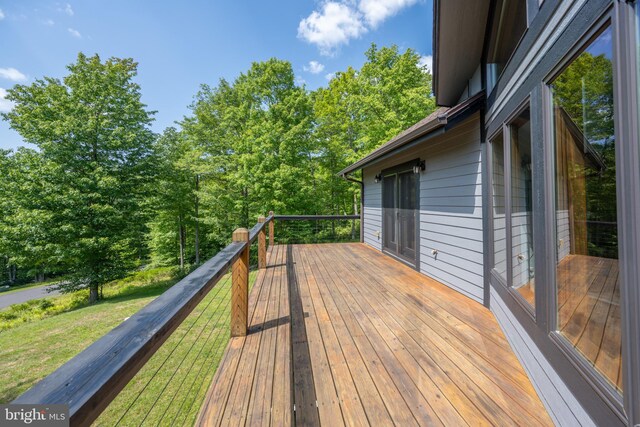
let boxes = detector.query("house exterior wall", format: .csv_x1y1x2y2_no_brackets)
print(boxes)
482,0,633,425
362,115,484,303
363,171,382,251
490,287,596,427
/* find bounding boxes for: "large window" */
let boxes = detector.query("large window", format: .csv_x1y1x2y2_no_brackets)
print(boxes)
491,106,535,310
492,132,506,280
509,107,535,308
550,26,621,393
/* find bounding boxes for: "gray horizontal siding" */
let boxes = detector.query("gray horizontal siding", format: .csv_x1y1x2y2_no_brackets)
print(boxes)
419,119,483,302
491,287,596,427
557,209,571,262
361,116,484,303
363,169,382,251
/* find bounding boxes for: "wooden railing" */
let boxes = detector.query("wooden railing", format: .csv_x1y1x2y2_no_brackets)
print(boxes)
13,213,275,426
12,212,361,426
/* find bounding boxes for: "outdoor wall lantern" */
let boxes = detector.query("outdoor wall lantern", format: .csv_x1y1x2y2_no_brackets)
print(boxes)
374,173,382,183
413,160,426,174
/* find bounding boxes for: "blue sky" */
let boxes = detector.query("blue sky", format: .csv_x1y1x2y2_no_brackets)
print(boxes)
0,0,433,150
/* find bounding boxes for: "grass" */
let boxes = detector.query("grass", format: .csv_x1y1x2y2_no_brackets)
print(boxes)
0,268,178,331
0,266,257,427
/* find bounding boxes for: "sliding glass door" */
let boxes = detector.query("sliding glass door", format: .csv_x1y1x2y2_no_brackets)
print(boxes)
382,165,419,266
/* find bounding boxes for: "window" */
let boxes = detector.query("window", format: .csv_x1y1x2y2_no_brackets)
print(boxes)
492,132,506,280
509,107,534,307
550,26,621,393
486,0,528,93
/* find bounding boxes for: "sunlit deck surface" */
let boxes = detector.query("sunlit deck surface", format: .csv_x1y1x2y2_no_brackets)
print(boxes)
197,243,552,426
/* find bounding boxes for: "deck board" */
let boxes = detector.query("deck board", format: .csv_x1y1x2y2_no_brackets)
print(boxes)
196,243,552,426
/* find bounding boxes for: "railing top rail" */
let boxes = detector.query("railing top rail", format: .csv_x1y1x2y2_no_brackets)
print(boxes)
248,214,274,243
13,241,247,427
274,214,360,221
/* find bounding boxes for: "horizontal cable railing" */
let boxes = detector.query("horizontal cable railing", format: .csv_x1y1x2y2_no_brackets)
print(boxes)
12,212,363,426
13,214,273,426
585,220,618,259
273,214,361,245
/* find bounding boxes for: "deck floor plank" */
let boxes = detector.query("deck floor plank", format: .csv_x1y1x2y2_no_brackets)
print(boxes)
271,245,293,426
246,244,283,426
220,245,278,427
296,247,369,426
330,244,551,426
302,245,396,426
290,246,345,426
197,243,553,426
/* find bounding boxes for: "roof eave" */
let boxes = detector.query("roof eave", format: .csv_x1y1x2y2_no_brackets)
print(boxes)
339,91,485,177
338,118,446,177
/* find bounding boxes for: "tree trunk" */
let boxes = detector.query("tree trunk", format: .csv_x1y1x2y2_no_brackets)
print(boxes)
195,175,200,265
9,264,16,284
89,284,99,304
178,215,185,270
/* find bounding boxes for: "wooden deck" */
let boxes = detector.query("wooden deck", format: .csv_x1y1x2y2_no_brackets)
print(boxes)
557,254,621,391
197,243,552,426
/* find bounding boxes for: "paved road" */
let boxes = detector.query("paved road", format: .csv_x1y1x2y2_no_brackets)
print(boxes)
0,285,61,309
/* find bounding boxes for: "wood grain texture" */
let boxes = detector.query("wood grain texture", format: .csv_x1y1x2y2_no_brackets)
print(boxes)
258,216,267,269
197,243,552,426
269,211,275,248
231,228,250,337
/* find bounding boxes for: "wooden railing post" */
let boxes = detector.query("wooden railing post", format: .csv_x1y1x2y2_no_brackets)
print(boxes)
231,228,249,337
258,215,267,269
268,211,275,247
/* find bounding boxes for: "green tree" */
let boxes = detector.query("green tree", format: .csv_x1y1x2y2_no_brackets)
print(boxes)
0,149,66,283
2,53,156,302
182,58,316,249
148,127,200,269
314,44,435,215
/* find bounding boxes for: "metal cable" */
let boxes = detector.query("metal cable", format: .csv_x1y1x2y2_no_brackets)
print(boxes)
156,281,234,425
136,275,233,427
113,271,231,426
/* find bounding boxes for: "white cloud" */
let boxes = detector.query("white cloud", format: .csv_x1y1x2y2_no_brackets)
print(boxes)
0,88,15,113
62,3,74,16
298,2,367,56
0,9,4,20
303,60,325,74
299,0,419,55
418,55,432,72
358,0,418,28
0,68,27,82
325,72,336,81
68,27,81,38
44,19,55,26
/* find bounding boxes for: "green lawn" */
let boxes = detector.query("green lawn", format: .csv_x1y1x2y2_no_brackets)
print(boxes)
0,267,257,426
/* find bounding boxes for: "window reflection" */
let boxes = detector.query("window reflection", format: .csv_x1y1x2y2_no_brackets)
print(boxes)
509,108,535,307
492,133,507,280
551,26,621,392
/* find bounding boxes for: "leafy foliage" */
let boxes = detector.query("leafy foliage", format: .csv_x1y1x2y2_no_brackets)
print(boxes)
0,44,435,302
2,53,156,302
